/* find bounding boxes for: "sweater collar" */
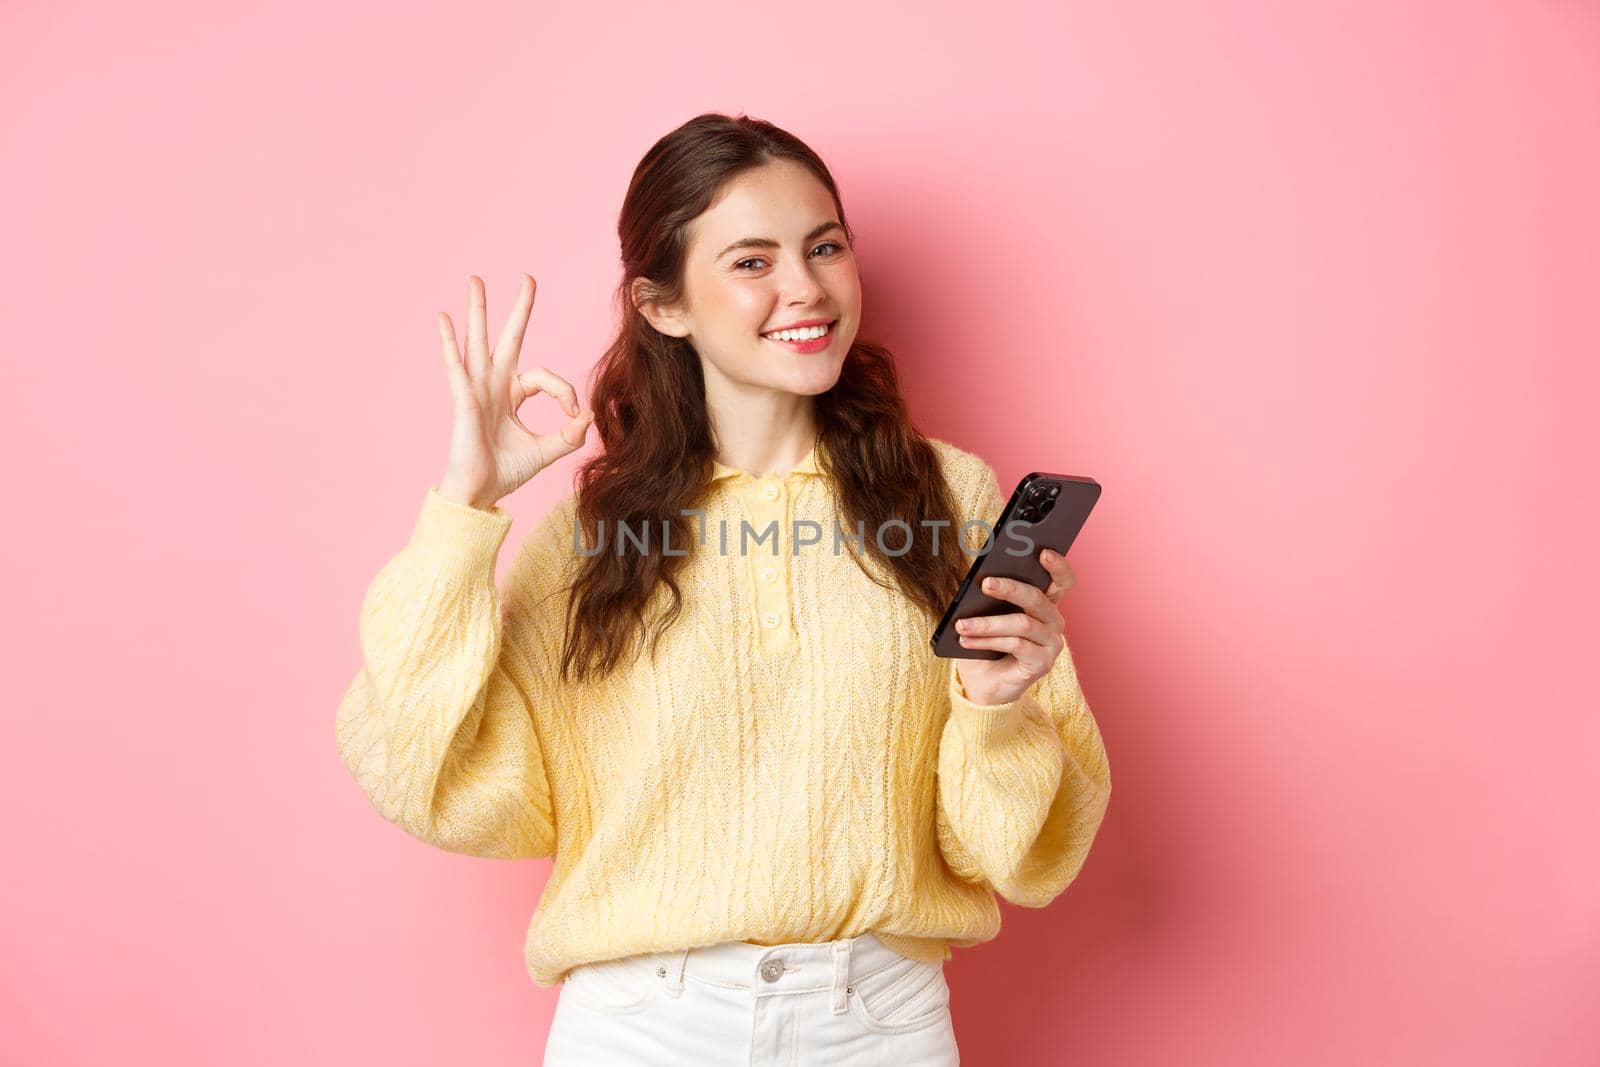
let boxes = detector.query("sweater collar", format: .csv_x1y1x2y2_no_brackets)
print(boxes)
709,437,824,482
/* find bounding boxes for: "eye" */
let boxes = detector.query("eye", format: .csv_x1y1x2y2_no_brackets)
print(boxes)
734,241,848,272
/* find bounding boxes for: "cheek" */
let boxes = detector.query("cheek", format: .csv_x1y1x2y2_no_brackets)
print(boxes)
718,284,772,330
825,263,862,309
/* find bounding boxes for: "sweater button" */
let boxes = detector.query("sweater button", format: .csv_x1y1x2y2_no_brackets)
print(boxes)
762,612,781,629
761,482,780,500
759,567,778,584
760,959,785,982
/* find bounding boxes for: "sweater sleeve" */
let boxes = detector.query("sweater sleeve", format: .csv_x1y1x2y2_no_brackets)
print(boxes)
334,486,576,860
934,456,1113,906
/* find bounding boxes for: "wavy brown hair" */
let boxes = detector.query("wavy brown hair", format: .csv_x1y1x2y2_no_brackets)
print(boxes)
559,111,971,685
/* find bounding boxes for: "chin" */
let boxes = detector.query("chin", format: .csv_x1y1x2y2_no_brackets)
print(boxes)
787,357,847,392
788,376,842,397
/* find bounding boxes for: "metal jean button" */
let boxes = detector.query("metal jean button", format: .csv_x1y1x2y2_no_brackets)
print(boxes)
760,958,785,982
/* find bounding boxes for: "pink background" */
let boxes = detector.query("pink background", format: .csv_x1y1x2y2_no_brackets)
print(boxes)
4,1,1596,1063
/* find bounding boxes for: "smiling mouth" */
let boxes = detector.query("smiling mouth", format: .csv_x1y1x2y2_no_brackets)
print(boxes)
760,321,836,345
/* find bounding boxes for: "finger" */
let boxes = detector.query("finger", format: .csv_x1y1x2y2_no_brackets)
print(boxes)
466,275,490,378
533,410,594,458
956,632,1057,672
1051,562,1077,597
438,313,469,399
519,367,581,418
493,273,536,379
980,575,1058,627
1040,549,1077,601
956,609,1056,646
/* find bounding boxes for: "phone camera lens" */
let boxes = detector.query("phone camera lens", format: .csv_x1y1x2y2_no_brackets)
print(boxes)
1038,497,1055,516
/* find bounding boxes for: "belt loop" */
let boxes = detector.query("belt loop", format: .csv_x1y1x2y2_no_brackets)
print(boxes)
664,947,690,997
830,938,852,1014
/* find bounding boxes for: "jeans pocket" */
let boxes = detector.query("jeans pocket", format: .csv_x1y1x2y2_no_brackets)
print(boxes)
848,956,952,1035
559,954,662,1015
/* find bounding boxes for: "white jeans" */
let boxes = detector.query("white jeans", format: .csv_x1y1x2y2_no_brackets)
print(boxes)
542,932,960,1065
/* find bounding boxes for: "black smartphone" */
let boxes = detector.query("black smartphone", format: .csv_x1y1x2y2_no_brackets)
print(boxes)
930,471,1101,659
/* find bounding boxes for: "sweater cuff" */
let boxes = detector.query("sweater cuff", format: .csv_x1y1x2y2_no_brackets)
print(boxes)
411,486,516,562
948,661,1038,750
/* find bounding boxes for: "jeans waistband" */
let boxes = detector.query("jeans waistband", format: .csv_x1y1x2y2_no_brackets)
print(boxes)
639,932,921,1012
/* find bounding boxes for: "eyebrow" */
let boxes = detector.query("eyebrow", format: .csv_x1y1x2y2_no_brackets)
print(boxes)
715,221,845,262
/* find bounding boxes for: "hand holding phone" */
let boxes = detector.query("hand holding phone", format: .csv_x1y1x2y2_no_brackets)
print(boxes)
930,470,1100,661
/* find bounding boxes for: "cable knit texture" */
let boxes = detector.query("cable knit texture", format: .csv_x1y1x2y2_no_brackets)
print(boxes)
335,437,1112,987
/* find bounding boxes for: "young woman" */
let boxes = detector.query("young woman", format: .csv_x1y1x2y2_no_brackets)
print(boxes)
335,113,1112,1065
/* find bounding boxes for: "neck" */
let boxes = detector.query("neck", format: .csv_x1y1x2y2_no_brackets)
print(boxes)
705,395,819,478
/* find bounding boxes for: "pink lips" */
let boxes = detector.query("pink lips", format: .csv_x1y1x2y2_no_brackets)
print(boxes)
761,321,835,354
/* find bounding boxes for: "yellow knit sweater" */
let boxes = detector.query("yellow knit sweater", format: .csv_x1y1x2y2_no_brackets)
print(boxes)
335,436,1111,987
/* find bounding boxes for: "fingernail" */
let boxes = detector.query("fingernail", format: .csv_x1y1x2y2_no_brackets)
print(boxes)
984,577,999,591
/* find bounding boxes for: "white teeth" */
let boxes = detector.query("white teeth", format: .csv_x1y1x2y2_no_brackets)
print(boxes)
763,322,832,342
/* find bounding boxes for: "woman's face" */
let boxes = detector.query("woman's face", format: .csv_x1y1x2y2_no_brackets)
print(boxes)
643,159,862,400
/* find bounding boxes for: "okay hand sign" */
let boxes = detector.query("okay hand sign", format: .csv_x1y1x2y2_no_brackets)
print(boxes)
435,274,594,510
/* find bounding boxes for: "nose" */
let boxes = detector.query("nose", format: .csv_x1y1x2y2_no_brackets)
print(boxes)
777,257,825,305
